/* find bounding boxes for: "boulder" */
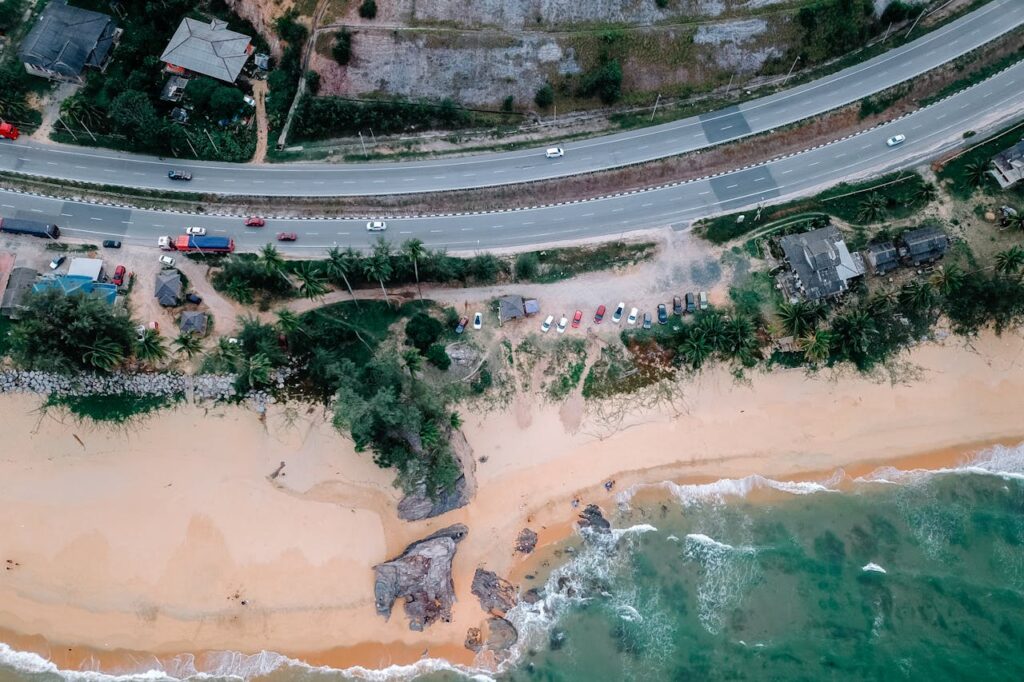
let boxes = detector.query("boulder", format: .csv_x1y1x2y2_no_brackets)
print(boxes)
397,474,470,521
471,568,517,614
521,588,543,604
484,616,518,652
464,627,483,652
373,524,468,631
515,528,538,554
578,504,611,533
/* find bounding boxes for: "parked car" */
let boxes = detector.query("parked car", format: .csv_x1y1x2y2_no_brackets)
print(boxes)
685,292,696,314
541,315,554,333
111,265,126,286
594,305,606,324
276,232,298,241
699,291,709,310
366,221,388,232
473,312,483,330
612,302,625,324
627,307,639,325
168,170,192,181
186,293,203,304
643,312,652,329
185,226,206,236
545,147,564,159
657,303,668,325
48,255,65,270
159,255,176,267
886,134,906,147
556,315,569,333
102,239,122,249
244,217,265,227
571,310,583,328
673,296,683,315
455,316,469,334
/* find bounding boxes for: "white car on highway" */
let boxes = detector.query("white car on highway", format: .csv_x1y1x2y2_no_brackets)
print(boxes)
185,226,206,236
627,307,639,325
366,221,387,232
545,147,564,159
541,315,554,333
886,134,906,147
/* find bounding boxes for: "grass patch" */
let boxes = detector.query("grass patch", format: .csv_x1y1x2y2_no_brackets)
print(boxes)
545,338,588,401
526,242,657,283
0,316,14,357
937,120,1024,200
45,393,183,423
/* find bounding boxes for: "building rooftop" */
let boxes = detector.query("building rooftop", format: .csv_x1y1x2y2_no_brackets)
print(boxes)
160,18,251,83
33,274,117,305
67,257,104,281
18,1,118,79
154,271,182,306
0,267,39,317
900,225,949,263
179,310,208,335
779,225,864,301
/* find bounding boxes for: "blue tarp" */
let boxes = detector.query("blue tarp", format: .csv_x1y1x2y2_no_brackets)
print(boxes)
34,275,117,305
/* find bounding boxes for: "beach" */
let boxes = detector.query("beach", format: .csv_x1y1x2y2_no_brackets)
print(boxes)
0,329,1023,677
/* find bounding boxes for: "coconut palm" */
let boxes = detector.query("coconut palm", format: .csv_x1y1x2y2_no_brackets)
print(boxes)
776,300,825,338
174,332,203,359
241,352,273,389
402,348,423,376
898,279,936,313
60,95,104,130
294,262,329,300
722,315,758,363
679,332,713,369
799,329,832,365
962,160,990,189
994,245,1024,276
929,263,965,297
259,244,286,278
275,309,304,335
225,279,254,305
695,311,726,351
83,337,125,372
830,309,876,363
856,192,887,224
402,238,427,302
362,239,394,305
324,246,360,306
135,328,168,366
1008,212,1024,233
913,181,938,206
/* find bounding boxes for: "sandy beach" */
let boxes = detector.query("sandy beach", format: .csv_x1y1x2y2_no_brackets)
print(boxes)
1,329,1023,675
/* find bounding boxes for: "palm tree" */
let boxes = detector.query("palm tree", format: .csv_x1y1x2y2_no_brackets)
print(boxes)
679,332,713,369
695,311,726,352
362,239,394,305
402,348,423,376
225,279,254,305
241,352,273,389
994,245,1024,276
799,329,832,365
294,262,329,300
722,315,758,362
259,244,286,279
135,328,168,366
913,181,938,206
174,332,203,359
830,309,876,363
60,95,103,130
402,238,427,302
275,309,304,335
1009,213,1024,233
776,300,824,338
963,160,990,189
83,338,125,372
856,192,887,224
929,263,965,297
898,279,936,313
324,247,360,307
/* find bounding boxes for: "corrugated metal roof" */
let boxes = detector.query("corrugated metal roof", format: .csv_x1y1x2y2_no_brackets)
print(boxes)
160,18,251,83
18,1,118,78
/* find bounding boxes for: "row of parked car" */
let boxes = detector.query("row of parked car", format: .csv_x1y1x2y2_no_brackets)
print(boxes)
540,292,709,334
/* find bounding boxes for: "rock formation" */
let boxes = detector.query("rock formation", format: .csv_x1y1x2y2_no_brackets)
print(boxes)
577,504,611,533
515,527,538,554
398,430,477,521
471,568,518,614
373,524,468,631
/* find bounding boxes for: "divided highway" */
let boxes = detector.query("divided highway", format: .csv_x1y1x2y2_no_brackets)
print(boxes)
4,59,1022,253
0,0,1021,197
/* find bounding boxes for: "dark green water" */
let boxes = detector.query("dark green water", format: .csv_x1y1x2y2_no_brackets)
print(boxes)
3,444,1023,681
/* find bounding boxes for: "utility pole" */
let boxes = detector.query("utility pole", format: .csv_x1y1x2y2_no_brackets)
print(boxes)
358,131,367,155
182,130,200,158
882,21,893,42
725,73,734,97
203,128,220,154
56,116,78,141
70,113,96,142
904,9,925,40
782,55,801,86
369,128,376,145
650,93,661,121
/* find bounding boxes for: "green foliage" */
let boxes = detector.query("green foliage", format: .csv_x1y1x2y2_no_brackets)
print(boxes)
501,95,514,112
108,89,160,138
426,343,451,370
275,9,309,45
534,83,555,109
578,59,623,104
358,0,377,19
212,254,295,303
45,393,181,424
466,254,506,284
332,28,353,65
794,0,876,65
0,0,26,32
9,289,135,373
292,95,501,141
0,61,33,121
405,312,444,351
880,0,923,24
470,366,493,394
515,252,540,280
937,124,1023,200
305,70,321,95
654,0,669,7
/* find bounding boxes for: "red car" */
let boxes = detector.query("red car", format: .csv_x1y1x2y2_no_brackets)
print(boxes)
245,217,265,227
276,232,298,241
571,310,583,328
111,265,126,286
594,305,606,324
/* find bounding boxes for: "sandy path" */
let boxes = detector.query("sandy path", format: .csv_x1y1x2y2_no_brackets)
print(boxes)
251,81,269,164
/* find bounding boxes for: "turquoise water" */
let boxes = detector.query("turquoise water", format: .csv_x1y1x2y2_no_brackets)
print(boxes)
3,444,1023,681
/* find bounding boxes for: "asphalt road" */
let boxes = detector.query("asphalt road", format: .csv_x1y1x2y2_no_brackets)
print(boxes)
1,0,1021,197
3,60,1021,254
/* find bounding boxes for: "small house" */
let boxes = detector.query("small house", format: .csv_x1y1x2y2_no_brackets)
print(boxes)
154,270,182,307
778,225,865,302
67,257,104,282
32,275,117,305
0,267,39,318
19,0,120,83
179,310,208,336
990,139,1024,189
160,18,252,83
899,226,949,267
160,74,189,102
864,241,899,275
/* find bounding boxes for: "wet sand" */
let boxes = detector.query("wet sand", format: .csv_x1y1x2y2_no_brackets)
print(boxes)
0,330,1022,675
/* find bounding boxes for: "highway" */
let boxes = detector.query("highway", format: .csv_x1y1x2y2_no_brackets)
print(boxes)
0,0,1021,197
3,59,1022,254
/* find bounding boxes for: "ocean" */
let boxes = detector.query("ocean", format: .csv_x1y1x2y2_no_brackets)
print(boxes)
3,443,1023,682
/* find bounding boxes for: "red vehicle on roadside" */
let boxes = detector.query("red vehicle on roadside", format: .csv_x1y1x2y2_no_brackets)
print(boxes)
0,122,19,140
245,217,265,227
594,305,606,324
111,265,127,286
571,310,583,328
276,232,298,241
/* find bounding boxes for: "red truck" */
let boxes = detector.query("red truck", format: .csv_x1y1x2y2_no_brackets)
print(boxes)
0,122,19,140
158,235,235,253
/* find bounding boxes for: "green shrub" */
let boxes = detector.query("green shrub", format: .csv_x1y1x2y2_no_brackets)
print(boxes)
515,252,540,280
333,28,353,65
578,60,622,104
305,70,321,95
359,0,377,19
426,343,451,370
405,312,444,351
655,0,669,7
502,95,514,112
471,367,493,394
275,9,308,45
534,84,554,108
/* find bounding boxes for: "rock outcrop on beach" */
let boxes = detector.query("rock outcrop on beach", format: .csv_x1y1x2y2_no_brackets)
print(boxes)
373,524,468,631
471,568,518,614
464,617,519,655
515,527,538,554
578,504,611,533
397,430,477,521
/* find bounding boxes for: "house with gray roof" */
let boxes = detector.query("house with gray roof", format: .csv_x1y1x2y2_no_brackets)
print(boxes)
19,0,120,83
179,310,208,335
989,139,1024,189
899,226,949,267
0,267,39,318
154,270,182,307
160,18,252,83
778,225,865,302
864,241,899,275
